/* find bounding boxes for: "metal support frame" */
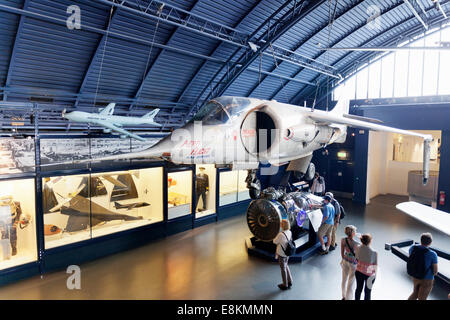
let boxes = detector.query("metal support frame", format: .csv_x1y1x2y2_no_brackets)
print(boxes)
129,0,202,111
291,1,450,105
182,0,325,123
94,0,250,47
403,0,429,30
251,0,365,101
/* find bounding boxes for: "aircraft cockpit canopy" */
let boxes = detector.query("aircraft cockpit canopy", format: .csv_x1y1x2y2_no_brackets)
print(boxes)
191,97,252,125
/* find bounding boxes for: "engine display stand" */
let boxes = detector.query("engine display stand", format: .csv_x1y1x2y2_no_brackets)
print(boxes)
245,221,323,263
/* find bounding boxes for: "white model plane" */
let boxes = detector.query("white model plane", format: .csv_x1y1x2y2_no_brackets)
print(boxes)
62,103,161,141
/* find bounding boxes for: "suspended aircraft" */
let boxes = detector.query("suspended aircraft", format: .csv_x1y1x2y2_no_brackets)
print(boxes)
62,103,161,141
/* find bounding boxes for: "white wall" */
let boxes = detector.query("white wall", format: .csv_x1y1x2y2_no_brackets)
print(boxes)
367,131,440,202
366,131,388,204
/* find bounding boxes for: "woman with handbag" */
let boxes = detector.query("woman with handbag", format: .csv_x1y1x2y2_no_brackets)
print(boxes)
340,225,360,300
273,219,293,290
355,234,378,300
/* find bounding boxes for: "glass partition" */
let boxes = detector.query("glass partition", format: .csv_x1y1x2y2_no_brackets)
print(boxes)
43,167,164,249
237,170,251,201
219,171,238,206
0,179,37,270
168,171,192,220
195,164,216,218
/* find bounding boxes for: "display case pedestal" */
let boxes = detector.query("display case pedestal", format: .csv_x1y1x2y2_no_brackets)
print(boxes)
245,222,323,263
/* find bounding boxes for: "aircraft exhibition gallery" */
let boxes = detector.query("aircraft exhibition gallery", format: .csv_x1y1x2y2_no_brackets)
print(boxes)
0,0,448,301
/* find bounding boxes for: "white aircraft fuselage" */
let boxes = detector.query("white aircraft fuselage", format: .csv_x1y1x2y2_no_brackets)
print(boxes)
65,111,160,127
62,103,161,141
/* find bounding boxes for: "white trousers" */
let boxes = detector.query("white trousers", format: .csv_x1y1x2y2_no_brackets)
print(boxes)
341,259,357,300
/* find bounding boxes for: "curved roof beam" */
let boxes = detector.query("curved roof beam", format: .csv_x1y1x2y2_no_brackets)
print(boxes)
275,0,410,103
128,0,201,111
94,0,250,47
3,0,30,101
182,0,325,123
246,0,365,99
291,3,450,105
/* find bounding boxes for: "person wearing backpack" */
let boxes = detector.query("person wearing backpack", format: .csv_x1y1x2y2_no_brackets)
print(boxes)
325,192,342,251
273,219,294,290
317,195,335,255
407,233,438,300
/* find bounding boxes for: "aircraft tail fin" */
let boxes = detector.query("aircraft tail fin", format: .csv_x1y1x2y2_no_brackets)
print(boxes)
142,108,160,120
99,103,116,116
114,201,124,209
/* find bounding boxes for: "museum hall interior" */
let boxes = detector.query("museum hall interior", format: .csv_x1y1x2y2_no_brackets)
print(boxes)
0,0,448,302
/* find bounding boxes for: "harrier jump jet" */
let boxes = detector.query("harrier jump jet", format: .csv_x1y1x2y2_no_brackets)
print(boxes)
59,96,433,197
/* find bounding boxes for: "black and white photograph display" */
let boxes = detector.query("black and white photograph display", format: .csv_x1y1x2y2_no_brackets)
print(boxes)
0,138,35,174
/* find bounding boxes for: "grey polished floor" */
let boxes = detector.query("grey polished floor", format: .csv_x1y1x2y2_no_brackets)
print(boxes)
0,194,448,300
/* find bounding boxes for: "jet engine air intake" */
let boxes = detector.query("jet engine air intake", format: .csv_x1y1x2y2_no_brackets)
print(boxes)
240,108,277,155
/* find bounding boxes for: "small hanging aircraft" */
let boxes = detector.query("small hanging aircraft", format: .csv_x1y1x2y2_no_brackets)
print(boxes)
62,103,161,141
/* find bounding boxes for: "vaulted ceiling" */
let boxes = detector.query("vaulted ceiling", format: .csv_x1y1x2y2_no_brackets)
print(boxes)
0,0,449,132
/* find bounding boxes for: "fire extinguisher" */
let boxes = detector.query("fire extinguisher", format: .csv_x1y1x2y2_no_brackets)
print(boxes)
439,191,445,206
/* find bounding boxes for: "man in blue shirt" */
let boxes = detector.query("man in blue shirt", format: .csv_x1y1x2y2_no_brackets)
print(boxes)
407,233,438,300
317,195,335,255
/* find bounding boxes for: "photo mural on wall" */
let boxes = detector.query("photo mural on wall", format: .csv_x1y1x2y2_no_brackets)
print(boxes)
0,138,35,174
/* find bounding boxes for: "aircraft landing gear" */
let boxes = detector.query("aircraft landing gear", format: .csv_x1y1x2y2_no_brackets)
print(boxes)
293,162,315,182
246,169,261,199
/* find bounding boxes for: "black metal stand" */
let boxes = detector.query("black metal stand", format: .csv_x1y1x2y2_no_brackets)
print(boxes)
245,221,323,262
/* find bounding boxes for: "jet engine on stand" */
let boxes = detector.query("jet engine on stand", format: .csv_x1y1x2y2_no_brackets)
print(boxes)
245,187,330,262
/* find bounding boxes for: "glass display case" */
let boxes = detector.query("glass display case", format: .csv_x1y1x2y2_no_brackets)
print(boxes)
168,171,192,220
219,170,250,206
43,167,164,249
0,179,37,270
194,164,216,218
237,170,251,201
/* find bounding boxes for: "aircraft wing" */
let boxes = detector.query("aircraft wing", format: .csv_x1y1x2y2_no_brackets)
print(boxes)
95,120,146,142
396,202,450,236
49,183,86,212
308,112,432,140
101,175,128,188
309,112,433,184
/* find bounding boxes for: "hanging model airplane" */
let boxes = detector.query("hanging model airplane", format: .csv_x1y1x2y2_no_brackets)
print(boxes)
62,103,161,141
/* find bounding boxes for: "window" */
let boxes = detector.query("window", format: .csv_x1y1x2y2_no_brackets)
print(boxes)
368,59,381,99
356,66,368,99
407,38,424,96
380,53,394,98
332,26,450,100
